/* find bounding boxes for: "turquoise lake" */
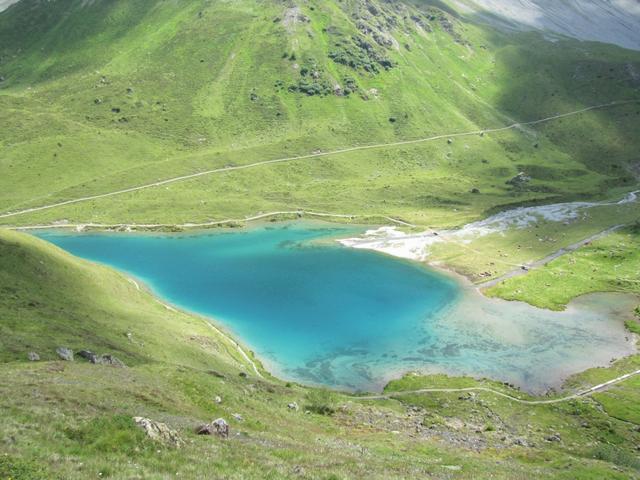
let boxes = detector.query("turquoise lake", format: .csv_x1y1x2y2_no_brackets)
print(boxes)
36,224,636,393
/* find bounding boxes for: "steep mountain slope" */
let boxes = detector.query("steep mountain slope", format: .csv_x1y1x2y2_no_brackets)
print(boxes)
0,0,639,229
450,0,640,51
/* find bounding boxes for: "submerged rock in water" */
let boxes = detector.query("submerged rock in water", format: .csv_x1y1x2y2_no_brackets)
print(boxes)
133,417,184,448
56,347,74,361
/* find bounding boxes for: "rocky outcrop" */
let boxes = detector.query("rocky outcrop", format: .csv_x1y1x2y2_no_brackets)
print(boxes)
196,418,230,438
74,350,126,367
506,172,531,189
77,350,98,363
56,347,74,361
98,354,125,367
133,417,184,448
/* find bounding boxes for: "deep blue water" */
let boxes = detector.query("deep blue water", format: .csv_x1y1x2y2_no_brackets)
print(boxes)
36,224,635,392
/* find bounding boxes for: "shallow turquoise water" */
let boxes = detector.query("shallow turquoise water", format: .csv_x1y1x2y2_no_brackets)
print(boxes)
36,224,636,392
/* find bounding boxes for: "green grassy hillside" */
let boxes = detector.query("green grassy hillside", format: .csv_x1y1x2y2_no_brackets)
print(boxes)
1,0,639,228
1,229,640,479
1,1,640,478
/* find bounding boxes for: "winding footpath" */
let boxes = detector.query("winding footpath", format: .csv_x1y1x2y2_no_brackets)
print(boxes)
359,368,640,405
1,100,636,221
8,210,416,230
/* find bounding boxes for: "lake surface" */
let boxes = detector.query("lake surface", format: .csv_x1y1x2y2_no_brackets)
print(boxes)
36,224,636,393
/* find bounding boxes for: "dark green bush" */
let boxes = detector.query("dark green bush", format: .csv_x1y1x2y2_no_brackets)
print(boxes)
305,389,337,415
592,444,640,470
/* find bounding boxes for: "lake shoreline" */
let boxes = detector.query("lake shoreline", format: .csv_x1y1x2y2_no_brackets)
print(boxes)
104,259,640,396
29,223,640,396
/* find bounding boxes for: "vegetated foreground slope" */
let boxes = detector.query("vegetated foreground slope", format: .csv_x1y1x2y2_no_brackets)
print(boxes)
1,228,640,479
0,0,639,228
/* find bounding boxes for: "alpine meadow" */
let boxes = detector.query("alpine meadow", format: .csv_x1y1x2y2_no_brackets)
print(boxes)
1,1,640,479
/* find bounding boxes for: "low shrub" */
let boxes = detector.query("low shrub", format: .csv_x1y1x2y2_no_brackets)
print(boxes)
305,389,337,415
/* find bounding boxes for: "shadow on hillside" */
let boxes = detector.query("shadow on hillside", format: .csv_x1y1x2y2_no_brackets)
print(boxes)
469,12,640,201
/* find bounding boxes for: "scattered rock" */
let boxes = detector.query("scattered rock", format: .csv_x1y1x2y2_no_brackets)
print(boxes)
133,417,184,448
56,347,74,361
94,98,102,104
214,396,222,404
293,465,306,476
546,433,561,442
447,138,453,144
513,437,530,447
27,352,40,361
197,418,229,439
97,354,126,367
239,372,249,378
471,188,480,194
232,413,244,422
77,350,98,363
196,423,215,435
212,418,230,438
75,350,124,367
458,392,476,401
288,402,299,411
506,172,531,188
388,116,397,123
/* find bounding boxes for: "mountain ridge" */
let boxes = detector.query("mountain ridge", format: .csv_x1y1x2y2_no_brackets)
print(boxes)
450,0,640,51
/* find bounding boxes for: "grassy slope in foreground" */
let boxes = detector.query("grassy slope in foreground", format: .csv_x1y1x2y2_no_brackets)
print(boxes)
2,230,640,479
0,0,639,228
